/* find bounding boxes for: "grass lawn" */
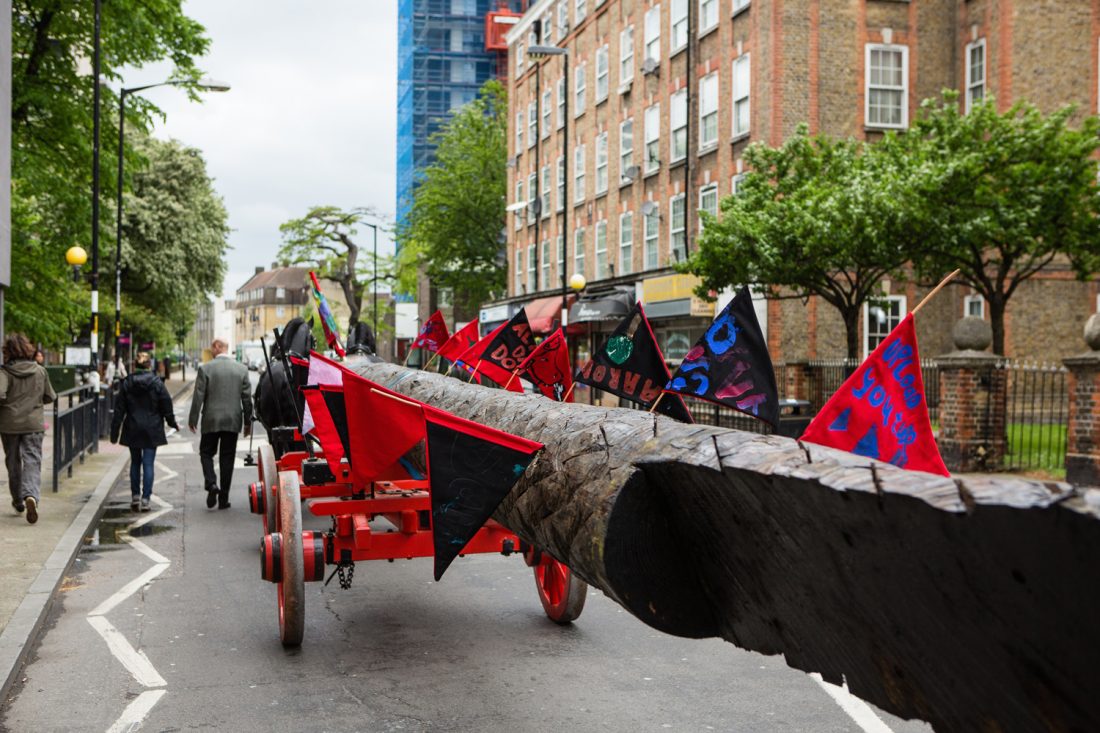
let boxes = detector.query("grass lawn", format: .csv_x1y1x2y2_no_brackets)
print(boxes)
1005,422,1067,478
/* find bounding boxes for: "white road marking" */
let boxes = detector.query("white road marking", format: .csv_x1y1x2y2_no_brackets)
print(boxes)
86,616,167,688
105,689,168,733
122,537,169,565
89,563,169,617
154,461,178,481
810,673,895,733
155,443,194,455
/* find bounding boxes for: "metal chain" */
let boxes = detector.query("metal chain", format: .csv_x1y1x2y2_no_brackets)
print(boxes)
337,562,354,590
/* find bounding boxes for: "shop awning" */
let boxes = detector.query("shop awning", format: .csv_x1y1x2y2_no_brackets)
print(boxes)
568,287,636,324
525,294,575,334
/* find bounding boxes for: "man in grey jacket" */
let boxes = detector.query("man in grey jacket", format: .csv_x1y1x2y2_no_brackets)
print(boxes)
188,339,252,509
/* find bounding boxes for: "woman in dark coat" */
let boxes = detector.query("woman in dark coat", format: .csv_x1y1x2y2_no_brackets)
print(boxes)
110,352,179,511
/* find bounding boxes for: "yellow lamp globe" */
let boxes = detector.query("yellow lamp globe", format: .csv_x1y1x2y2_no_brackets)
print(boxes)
569,273,587,291
65,246,88,267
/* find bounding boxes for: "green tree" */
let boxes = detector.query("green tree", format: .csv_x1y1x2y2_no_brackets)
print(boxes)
11,0,210,346
117,135,229,347
395,79,507,316
684,127,915,359
892,93,1100,355
278,205,393,331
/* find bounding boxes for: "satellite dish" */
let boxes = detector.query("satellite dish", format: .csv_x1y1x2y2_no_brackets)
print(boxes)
527,198,542,216
624,165,640,180
641,57,659,75
641,200,658,216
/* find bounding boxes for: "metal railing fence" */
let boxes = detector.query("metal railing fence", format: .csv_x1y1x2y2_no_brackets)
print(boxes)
998,360,1069,473
51,385,99,492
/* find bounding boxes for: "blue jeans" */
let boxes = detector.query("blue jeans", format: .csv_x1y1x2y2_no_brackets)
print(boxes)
129,446,157,500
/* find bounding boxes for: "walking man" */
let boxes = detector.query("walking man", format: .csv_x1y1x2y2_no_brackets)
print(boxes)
188,339,252,509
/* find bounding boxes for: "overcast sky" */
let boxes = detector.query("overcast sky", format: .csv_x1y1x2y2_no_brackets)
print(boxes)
127,1,397,299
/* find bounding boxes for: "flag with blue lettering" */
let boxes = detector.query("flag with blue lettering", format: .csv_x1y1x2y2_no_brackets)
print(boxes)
801,313,949,476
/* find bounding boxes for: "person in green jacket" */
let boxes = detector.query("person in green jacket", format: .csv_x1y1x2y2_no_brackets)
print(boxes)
0,333,57,523
188,338,252,509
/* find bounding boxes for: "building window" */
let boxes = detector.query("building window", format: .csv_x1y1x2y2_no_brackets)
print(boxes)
644,5,661,62
516,40,525,75
574,227,586,277
595,45,609,102
699,72,719,149
698,183,718,228
515,249,523,294
964,294,985,319
515,178,524,229
528,243,538,291
574,144,586,202
558,0,569,36
865,44,908,129
620,118,634,182
620,26,634,86
645,104,660,174
731,172,746,195
575,63,587,116
671,88,687,162
276,306,286,317
527,172,537,223
644,206,659,269
733,0,750,13
556,155,565,211
557,234,565,280
619,211,634,275
556,78,566,128
541,165,551,218
965,39,986,112
527,101,538,148
276,287,286,299
542,11,554,44
732,53,750,138
864,295,907,357
670,194,686,262
575,0,586,23
515,111,524,152
541,239,551,287
671,0,688,53
541,90,552,138
595,220,609,279
595,131,609,194
699,0,718,32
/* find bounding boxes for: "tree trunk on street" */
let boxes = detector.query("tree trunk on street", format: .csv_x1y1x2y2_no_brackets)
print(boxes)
356,361,1100,733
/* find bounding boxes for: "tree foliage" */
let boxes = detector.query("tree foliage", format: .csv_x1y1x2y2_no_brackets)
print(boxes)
890,93,1100,355
11,0,210,347
395,79,507,315
685,126,915,358
118,135,229,346
278,205,393,331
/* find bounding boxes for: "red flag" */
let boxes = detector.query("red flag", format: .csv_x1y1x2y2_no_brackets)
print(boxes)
437,319,481,364
423,405,543,580
518,328,574,401
479,309,535,381
801,314,949,476
449,321,523,391
343,370,426,486
309,271,346,358
412,310,450,353
301,386,347,479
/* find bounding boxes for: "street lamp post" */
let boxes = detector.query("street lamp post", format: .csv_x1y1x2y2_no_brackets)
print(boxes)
527,45,570,330
114,78,230,368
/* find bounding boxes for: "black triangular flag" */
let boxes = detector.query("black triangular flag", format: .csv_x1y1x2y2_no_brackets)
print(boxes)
424,406,542,580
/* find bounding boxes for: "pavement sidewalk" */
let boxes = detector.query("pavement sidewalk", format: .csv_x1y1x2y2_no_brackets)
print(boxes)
0,372,197,704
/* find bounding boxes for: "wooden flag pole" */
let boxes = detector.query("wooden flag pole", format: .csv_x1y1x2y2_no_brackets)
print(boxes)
369,387,422,409
648,391,667,413
470,359,483,382
561,382,576,402
422,352,440,373
503,369,520,391
910,269,961,317
403,348,414,367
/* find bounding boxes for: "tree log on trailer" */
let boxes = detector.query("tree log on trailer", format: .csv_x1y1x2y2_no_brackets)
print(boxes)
356,361,1100,733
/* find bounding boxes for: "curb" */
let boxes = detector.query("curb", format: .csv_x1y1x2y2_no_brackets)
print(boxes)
0,381,195,704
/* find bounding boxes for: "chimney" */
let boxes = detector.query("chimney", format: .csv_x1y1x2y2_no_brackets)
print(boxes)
254,266,264,275
271,261,279,270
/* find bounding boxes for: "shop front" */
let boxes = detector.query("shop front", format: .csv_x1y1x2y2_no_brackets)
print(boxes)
478,302,521,338
639,274,716,368
566,285,638,406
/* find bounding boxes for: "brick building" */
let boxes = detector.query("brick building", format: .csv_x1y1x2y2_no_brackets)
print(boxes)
495,0,1100,368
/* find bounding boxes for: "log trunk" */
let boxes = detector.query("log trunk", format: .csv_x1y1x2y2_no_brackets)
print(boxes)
357,361,1100,733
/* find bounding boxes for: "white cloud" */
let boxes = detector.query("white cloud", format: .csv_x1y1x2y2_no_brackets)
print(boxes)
122,0,397,299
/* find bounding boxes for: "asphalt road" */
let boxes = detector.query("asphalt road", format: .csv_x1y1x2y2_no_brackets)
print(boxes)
2,390,935,733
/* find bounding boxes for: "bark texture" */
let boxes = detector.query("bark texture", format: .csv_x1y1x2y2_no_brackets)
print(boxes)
359,362,1100,733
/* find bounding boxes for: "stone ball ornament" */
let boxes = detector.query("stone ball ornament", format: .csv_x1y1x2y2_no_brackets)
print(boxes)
952,316,992,352
1085,313,1100,351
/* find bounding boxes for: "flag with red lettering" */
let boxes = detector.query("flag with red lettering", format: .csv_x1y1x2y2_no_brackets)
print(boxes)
518,328,573,401
450,321,523,392
801,313,949,476
423,405,543,580
438,319,480,364
574,303,694,423
412,310,450,354
477,309,535,388
665,286,779,427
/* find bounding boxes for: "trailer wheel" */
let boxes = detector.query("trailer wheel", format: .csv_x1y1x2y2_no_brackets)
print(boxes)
259,445,279,534
530,550,587,624
277,470,305,647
